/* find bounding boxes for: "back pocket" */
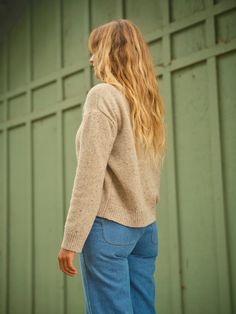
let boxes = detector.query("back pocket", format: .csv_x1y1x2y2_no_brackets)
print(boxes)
101,218,142,246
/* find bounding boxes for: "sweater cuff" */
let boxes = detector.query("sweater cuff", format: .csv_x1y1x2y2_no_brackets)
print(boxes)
61,231,83,253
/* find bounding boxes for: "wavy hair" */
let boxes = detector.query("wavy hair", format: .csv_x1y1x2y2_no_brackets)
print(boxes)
88,19,167,169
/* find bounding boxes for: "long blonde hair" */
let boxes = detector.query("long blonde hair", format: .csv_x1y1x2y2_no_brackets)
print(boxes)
88,19,167,169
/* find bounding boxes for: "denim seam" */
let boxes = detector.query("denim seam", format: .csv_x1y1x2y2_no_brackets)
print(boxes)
151,224,158,244
81,253,93,314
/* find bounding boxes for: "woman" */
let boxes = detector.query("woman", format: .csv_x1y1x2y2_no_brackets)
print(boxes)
57,18,167,314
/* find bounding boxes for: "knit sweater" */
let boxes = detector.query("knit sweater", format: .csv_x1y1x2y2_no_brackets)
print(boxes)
60,82,161,253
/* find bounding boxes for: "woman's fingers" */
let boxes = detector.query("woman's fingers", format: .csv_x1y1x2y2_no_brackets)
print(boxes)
62,257,76,276
67,257,78,274
57,249,78,277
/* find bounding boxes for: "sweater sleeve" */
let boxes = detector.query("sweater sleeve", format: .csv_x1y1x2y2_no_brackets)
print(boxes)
60,108,118,253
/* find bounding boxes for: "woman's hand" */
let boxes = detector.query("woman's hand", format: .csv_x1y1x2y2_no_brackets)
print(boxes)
57,248,78,277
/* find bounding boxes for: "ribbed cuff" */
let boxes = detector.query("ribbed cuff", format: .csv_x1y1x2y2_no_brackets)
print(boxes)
61,230,83,253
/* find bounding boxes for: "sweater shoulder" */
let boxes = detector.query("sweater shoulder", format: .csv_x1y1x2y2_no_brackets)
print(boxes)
86,83,124,103
83,83,125,127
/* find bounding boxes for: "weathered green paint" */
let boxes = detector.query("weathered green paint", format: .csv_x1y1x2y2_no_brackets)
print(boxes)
0,0,235,313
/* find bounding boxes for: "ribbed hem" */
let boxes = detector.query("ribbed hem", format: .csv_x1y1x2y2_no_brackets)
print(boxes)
97,206,157,227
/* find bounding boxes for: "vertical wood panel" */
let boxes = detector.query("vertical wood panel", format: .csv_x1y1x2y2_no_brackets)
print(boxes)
126,0,164,32
217,51,236,313
0,41,5,94
31,0,59,79
0,131,7,314
206,6,231,312
62,0,87,67
8,125,31,314
33,116,63,314
170,0,207,22
63,106,84,314
32,82,57,112
171,22,207,59
160,1,183,313
8,12,28,90
91,0,123,29
173,62,219,314
8,93,28,119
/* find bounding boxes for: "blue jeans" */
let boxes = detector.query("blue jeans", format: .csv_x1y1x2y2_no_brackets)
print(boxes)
78,216,158,314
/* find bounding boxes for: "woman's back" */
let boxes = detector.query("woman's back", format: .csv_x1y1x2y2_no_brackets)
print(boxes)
61,82,161,253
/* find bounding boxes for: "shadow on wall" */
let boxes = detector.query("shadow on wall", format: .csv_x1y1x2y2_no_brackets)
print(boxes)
0,0,28,39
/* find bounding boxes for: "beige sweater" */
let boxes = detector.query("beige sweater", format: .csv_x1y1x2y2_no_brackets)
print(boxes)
61,83,161,253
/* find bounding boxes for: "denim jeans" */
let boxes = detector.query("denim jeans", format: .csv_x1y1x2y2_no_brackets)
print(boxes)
78,216,158,314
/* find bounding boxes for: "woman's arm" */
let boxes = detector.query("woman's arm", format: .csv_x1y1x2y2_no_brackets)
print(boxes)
61,108,117,253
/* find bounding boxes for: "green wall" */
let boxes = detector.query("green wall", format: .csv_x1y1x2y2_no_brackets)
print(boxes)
0,0,236,313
